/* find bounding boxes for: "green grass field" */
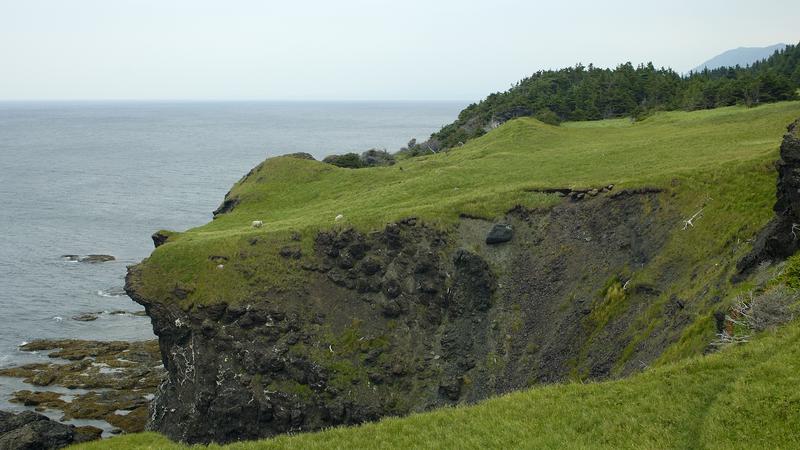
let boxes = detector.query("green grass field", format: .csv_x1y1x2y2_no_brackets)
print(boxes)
107,102,800,448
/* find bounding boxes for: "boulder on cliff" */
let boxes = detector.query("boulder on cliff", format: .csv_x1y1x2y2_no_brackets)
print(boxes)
485,223,513,244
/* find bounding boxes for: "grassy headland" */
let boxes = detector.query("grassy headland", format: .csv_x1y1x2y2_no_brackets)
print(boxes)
107,101,800,448
134,101,800,306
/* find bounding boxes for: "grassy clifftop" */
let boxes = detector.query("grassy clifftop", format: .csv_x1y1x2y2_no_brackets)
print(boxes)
188,101,800,234
107,101,800,447
133,102,800,306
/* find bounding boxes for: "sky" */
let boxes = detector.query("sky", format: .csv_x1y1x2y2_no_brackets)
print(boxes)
0,0,797,101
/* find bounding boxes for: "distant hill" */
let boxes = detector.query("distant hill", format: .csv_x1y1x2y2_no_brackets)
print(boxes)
692,43,788,72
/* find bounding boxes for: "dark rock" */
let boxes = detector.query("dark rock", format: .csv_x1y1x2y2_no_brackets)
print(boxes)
359,257,382,275
438,377,463,401
278,247,302,259
79,254,115,263
486,223,513,244
212,197,239,218
0,410,100,449
72,313,98,322
152,231,172,248
738,118,800,274
283,152,316,161
172,285,193,300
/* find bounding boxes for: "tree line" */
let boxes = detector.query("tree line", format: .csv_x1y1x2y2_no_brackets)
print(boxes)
414,42,800,153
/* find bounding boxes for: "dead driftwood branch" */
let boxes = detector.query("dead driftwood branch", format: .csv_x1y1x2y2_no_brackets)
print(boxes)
682,208,704,230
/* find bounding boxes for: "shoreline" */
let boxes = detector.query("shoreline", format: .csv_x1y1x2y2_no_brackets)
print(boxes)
0,338,163,437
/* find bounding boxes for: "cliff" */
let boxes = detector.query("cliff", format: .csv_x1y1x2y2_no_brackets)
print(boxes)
126,102,800,444
739,118,800,272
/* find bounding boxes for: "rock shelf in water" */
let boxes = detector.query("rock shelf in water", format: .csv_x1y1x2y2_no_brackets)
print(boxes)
0,339,163,434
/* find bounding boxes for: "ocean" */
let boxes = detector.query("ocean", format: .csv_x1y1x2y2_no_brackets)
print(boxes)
0,100,465,414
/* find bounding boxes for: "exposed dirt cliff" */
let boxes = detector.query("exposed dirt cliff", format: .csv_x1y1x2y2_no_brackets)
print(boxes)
124,188,739,444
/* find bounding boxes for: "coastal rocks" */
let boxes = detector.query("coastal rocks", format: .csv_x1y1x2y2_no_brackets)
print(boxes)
72,313,98,322
81,254,115,263
0,410,100,449
61,254,115,263
71,311,146,322
0,339,163,434
739,118,800,273
485,223,513,244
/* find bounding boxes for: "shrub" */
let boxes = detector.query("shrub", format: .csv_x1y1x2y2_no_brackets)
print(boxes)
534,109,561,126
748,286,797,332
361,149,395,167
323,149,396,169
714,286,798,347
323,153,364,169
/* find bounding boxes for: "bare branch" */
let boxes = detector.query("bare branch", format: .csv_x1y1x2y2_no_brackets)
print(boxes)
682,208,704,230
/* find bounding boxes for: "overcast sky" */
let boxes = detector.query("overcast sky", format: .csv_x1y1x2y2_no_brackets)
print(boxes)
0,0,797,101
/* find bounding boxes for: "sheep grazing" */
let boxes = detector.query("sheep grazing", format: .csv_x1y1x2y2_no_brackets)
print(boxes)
334,214,344,222
251,220,263,228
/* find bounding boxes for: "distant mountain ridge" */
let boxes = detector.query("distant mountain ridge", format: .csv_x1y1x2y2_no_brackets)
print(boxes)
692,43,789,73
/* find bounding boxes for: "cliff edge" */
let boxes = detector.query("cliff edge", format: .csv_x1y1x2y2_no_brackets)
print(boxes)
126,104,800,444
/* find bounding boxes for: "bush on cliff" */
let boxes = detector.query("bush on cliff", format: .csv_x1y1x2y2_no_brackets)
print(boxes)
322,152,363,168
323,149,396,168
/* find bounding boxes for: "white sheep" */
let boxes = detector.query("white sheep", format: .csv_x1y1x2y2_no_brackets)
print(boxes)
334,214,344,222
251,220,263,228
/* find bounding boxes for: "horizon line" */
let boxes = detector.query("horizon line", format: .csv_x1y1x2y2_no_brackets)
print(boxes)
0,98,473,103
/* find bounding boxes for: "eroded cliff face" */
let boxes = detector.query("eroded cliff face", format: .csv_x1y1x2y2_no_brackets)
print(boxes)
126,188,711,444
739,119,800,273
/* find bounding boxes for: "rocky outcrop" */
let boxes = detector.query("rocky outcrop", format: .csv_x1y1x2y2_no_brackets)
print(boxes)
0,340,163,434
61,254,115,263
127,189,692,444
738,119,800,273
0,410,100,450
485,223,513,244
283,152,316,161
152,231,172,248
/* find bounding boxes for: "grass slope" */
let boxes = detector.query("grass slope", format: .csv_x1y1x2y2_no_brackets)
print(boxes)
76,314,800,449
137,102,800,306
109,102,800,448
